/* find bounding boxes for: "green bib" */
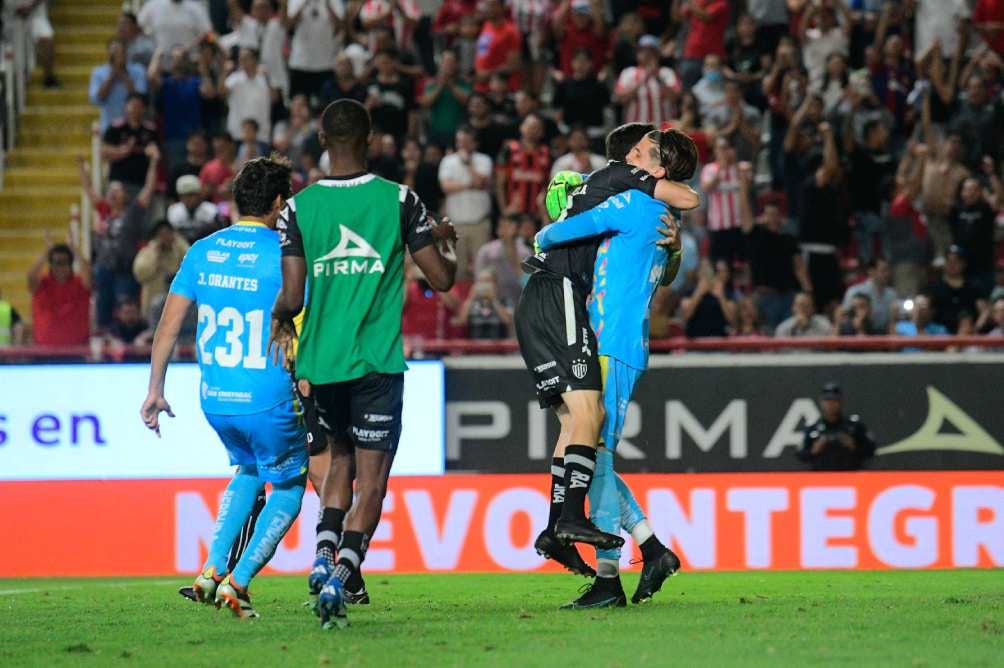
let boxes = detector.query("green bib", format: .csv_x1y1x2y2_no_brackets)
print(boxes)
294,175,407,384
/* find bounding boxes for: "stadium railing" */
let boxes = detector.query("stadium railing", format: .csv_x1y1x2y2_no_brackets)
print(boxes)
1,335,1002,362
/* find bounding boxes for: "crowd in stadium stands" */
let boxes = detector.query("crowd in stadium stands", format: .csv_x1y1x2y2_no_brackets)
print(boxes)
15,0,1004,350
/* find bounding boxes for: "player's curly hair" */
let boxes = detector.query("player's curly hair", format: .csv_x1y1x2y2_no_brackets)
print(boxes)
233,154,293,218
657,128,699,182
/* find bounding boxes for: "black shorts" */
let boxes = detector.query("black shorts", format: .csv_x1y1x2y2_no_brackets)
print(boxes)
294,383,328,457
311,373,404,452
515,272,601,409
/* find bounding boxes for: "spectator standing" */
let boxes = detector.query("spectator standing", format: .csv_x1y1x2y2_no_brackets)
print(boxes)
950,74,1001,172
117,11,155,68
197,40,227,135
552,49,610,139
285,0,343,101
433,0,479,45
466,93,509,161
550,127,605,177
707,80,761,163
743,196,811,333
929,246,985,334
107,298,151,347
950,173,1001,296
148,46,209,170
700,136,746,268
132,221,190,317
692,54,728,121
887,141,932,297
552,0,608,79
799,383,876,471
842,258,898,333
799,122,848,315
236,119,271,167
474,0,522,93
726,13,771,108
440,127,493,280
846,119,895,265
453,271,513,339
223,0,289,98
9,0,59,87
415,143,446,213
273,95,317,172
100,93,159,192
168,175,221,243
474,214,530,307
419,49,472,148
681,259,739,338
747,0,789,54
200,133,238,204
837,293,881,336
799,0,851,91
510,0,553,95
894,294,948,337
89,39,148,133
673,0,728,88
320,53,369,109
614,34,681,127
223,48,272,144
137,0,212,53
920,125,970,259
366,48,416,144
775,292,834,338
0,289,25,346
496,114,550,217
28,241,91,346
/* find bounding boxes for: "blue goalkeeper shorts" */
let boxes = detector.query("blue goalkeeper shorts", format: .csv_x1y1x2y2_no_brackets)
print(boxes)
598,355,643,451
205,398,308,483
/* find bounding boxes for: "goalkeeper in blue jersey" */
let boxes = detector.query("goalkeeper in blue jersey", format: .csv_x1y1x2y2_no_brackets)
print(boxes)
535,129,699,608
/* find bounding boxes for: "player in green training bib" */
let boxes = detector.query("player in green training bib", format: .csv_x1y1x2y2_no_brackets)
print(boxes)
270,100,457,630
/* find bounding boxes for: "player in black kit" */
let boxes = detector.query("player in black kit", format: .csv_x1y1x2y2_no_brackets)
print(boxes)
516,123,700,574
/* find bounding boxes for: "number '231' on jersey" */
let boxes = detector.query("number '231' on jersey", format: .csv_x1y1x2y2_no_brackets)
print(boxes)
169,222,293,415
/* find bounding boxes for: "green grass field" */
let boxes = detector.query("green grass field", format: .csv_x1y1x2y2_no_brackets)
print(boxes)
1,571,1001,666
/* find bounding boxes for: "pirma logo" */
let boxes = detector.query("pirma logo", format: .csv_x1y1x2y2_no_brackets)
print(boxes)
571,359,588,380
312,225,385,277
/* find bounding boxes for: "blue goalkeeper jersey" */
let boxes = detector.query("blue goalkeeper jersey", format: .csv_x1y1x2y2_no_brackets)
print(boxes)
169,221,293,415
536,190,672,371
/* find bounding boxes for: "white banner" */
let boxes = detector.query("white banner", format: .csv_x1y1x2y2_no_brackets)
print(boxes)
0,362,444,479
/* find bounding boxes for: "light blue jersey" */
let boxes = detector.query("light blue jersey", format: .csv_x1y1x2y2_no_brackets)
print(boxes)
536,189,670,371
170,221,294,416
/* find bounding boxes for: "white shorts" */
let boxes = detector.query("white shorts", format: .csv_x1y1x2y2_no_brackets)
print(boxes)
27,6,54,41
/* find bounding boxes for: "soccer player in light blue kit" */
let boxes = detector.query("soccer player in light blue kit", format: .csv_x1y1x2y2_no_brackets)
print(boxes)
536,129,699,608
141,156,306,618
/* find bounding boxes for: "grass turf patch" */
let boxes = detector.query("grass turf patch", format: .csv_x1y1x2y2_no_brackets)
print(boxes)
0,571,1001,666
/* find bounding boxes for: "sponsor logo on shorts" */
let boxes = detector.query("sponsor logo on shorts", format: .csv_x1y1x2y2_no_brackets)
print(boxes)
533,361,557,373
535,376,561,391
206,250,230,263
364,413,394,423
352,426,391,442
571,359,588,380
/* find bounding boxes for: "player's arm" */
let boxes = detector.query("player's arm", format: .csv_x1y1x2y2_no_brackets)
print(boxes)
536,196,622,250
271,203,306,365
654,180,700,211
140,292,189,436
401,186,457,291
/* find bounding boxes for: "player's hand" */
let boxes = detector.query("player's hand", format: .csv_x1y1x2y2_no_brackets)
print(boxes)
268,316,297,368
654,213,682,253
140,393,175,437
297,378,312,398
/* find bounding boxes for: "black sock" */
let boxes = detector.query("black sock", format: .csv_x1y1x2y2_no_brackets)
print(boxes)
333,531,367,586
639,535,668,562
559,445,596,522
316,507,345,563
547,457,565,532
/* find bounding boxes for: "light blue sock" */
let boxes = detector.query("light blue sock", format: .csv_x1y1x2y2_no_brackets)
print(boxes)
589,447,623,563
231,475,306,588
204,466,265,576
614,472,647,534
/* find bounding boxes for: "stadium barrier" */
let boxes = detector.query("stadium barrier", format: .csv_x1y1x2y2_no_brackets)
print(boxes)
1,472,1001,576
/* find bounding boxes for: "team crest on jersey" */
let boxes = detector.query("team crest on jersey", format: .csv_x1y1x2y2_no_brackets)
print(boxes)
312,225,385,277
571,359,588,380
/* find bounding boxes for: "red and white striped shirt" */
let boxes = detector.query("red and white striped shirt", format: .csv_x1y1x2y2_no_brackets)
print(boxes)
615,66,681,126
702,162,743,231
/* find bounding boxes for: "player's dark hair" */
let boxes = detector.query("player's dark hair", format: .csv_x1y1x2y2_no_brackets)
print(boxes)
659,128,699,182
606,122,656,162
48,244,73,266
233,154,293,218
320,99,371,160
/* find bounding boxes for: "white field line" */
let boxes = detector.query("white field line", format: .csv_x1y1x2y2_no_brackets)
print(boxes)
0,579,180,596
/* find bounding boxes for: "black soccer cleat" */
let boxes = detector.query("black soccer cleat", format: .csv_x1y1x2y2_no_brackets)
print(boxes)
561,577,627,610
343,571,370,605
555,517,624,551
631,548,681,604
534,530,596,577
178,586,197,602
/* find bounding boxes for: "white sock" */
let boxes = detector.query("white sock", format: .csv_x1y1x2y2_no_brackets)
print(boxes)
597,558,619,578
631,519,654,546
